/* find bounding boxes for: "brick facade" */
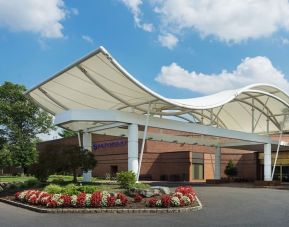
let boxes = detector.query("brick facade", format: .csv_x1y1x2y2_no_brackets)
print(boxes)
37,131,258,181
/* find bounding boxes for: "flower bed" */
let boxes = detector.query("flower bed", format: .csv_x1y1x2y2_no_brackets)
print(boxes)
145,186,196,208
15,190,128,208
13,186,198,209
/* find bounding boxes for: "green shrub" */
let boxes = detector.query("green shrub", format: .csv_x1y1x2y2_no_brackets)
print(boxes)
24,179,39,188
77,185,98,194
50,177,65,185
8,184,17,189
116,171,136,189
133,182,150,189
43,184,63,194
62,184,79,195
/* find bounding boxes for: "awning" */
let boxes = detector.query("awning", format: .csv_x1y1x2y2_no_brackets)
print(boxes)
26,46,289,134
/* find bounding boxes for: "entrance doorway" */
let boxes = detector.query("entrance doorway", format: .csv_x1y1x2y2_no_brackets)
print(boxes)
272,165,289,182
110,165,118,177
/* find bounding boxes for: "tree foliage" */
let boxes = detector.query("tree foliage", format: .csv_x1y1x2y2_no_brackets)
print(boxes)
58,129,77,138
0,81,53,170
30,144,97,182
0,144,12,174
224,160,238,177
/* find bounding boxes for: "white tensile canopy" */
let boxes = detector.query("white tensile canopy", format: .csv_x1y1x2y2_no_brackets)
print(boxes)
26,46,289,182
26,46,289,135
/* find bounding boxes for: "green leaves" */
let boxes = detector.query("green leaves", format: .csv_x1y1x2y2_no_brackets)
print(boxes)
0,81,53,169
58,129,77,138
224,160,238,177
30,145,97,182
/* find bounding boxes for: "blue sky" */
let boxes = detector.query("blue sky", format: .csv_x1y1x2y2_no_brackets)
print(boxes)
1,0,289,99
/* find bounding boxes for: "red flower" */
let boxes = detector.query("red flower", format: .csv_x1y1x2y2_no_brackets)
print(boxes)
148,197,158,207
134,194,143,203
38,193,51,205
91,192,102,207
179,198,185,207
77,192,86,207
107,196,116,207
161,195,171,208
61,195,72,207
175,186,196,196
187,193,196,203
47,199,58,208
15,192,20,200
116,193,128,206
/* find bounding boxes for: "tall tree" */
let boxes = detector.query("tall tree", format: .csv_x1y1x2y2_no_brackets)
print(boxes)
0,81,53,172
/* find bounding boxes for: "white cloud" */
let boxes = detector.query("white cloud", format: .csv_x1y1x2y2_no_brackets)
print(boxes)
158,33,178,49
0,0,74,38
37,128,62,141
120,0,154,32
82,35,94,44
156,56,289,95
153,0,289,43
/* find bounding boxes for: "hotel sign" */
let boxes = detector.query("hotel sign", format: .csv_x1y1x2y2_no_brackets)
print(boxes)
93,140,127,150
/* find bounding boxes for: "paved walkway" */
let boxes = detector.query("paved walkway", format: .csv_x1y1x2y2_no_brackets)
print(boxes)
1,185,289,227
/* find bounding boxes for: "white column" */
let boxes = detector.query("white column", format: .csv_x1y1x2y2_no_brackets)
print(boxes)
264,143,272,181
82,132,92,182
214,146,221,180
128,124,138,177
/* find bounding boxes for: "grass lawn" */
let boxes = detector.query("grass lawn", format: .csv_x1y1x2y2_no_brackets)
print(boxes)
0,176,35,183
0,175,105,183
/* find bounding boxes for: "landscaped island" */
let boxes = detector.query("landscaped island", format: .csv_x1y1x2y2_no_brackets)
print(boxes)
14,186,197,209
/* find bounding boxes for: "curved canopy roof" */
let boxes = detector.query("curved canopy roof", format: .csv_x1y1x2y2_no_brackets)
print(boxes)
26,46,289,134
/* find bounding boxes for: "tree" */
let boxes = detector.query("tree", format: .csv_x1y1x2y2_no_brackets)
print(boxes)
0,144,12,175
58,129,77,138
30,144,97,183
0,81,53,172
224,160,238,178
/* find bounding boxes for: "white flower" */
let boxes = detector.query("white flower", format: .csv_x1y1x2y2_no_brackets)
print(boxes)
115,199,122,206
85,194,91,207
71,195,77,206
156,200,162,207
182,196,191,206
170,196,180,207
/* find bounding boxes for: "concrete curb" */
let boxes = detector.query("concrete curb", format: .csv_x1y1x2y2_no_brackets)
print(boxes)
0,196,203,214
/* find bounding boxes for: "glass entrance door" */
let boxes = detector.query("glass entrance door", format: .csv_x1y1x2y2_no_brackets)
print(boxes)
282,166,289,182
272,165,289,182
272,166,281,181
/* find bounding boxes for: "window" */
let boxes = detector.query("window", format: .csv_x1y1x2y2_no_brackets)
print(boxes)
192,152,204,180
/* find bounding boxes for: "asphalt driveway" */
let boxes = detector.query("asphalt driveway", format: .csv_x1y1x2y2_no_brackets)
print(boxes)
1,185,289,227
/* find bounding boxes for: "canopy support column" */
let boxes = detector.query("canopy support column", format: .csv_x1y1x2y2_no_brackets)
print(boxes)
82,132,92,182
264,143,272,181
128,124,139,178
214,146,221,180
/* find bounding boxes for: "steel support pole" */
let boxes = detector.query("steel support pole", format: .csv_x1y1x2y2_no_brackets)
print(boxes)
137,104,151,182
271,115,287,179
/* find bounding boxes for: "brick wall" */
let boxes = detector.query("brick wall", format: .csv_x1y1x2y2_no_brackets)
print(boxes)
37,132,258,181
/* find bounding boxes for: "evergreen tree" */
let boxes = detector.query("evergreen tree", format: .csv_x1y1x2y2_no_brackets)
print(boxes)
224,160,238,177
